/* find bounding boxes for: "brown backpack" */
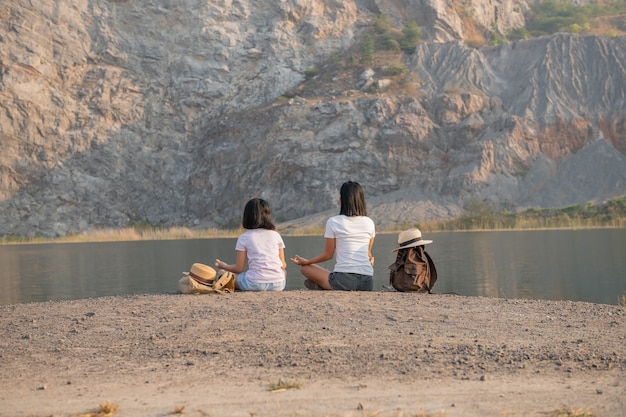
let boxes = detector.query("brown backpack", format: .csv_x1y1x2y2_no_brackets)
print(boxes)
388,246,438,292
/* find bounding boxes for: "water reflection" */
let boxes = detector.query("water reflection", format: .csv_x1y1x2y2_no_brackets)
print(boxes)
0,230,624,305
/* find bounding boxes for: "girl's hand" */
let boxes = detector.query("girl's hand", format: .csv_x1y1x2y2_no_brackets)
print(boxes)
215,259,224,269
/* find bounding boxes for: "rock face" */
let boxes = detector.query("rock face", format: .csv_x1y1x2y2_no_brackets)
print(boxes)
0,0,625,236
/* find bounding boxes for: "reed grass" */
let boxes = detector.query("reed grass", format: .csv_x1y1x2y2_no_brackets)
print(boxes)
0,226,242,245
280,225,327,236
1,197,624,245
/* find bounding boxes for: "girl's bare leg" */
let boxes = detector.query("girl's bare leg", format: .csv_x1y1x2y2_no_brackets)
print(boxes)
300,264,332,290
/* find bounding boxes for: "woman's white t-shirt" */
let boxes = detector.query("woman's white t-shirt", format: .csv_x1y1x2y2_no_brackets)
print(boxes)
235,229,286,283
324,215,375,276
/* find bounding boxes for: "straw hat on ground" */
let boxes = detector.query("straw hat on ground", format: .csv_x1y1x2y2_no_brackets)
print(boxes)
183,263,216,284
392,229,433,251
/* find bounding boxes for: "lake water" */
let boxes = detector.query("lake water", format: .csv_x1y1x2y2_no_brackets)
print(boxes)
1,229,625,306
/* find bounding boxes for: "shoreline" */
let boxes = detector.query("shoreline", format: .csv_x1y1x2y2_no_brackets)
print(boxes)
2,225,625,247
1,292,624,417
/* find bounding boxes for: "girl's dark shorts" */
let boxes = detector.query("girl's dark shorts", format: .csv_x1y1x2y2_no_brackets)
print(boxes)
328,272,373,291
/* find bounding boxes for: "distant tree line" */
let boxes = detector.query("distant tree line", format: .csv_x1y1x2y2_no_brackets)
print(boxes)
414,195,626,231
510,0,626,40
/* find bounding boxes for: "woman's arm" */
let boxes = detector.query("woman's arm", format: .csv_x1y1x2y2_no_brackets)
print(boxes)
290,238,335,266
368,237,375,266
215,250,247,273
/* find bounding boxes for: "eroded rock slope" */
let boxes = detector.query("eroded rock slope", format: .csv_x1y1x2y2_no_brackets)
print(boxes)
0,0,624,236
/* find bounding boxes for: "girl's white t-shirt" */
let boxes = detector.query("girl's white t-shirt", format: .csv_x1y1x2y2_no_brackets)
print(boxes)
324,215,375,276
235,229,286,283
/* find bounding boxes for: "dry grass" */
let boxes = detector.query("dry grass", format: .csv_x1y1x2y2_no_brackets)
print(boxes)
170,405,185,414
315,412,442,417
372,50,404,68
70,401,118,417
551,408,596,417
267,378,302,392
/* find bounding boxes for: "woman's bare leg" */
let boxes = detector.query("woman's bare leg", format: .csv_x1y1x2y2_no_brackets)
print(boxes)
300,264,332,290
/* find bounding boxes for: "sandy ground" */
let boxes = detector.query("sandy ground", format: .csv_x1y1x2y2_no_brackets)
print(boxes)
0,291,624,417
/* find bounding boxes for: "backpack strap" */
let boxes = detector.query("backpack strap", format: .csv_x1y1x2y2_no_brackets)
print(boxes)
213,270,235,294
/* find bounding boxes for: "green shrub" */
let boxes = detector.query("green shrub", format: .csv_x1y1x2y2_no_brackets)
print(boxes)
491,32,506,45
361,34,375,65
400,21,421,53
304,68,318,80
367,15,422,56
508,27,531,40
403,21,421,43
366,84,380,94
570,23,583,33
374,14,393,33
385,63,406,76
382,35,401,51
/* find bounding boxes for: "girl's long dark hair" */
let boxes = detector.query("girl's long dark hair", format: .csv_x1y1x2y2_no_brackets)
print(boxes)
339,181,367,217
242,198,276,230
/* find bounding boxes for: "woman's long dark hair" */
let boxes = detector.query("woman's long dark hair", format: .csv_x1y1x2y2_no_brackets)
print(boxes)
339,181,367,217
242,198,276,230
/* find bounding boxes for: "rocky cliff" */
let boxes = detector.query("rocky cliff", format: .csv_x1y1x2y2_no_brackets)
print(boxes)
1,0,625,236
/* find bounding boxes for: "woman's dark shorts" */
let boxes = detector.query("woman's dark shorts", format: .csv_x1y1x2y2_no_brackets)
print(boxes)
328,272,373,291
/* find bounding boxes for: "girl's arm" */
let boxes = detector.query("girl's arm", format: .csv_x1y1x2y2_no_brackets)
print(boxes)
215,250,246,273
368,237,375,266
278,248,287,270
290,238,335,266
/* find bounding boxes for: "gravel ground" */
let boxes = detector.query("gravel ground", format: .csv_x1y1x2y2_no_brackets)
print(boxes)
0,291,624,417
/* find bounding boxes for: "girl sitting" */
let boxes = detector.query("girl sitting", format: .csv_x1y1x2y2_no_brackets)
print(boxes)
215,198,286,291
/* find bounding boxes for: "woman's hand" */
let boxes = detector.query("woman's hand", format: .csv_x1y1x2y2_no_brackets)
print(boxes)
290,255,308,266
291,239,334,266
215,259,226,270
